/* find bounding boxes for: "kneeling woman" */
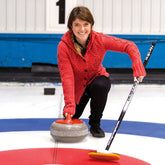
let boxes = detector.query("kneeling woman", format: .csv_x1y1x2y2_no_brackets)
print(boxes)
57,6,146,138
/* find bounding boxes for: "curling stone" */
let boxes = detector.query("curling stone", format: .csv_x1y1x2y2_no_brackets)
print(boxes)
50,114,88,142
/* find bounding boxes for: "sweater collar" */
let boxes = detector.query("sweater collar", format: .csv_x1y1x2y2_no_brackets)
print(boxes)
61,30,95,52
73,33,90,49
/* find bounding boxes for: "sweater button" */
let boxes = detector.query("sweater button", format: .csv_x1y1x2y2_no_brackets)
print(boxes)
84,77,87,80
83,59,86,62
84,69,88,72
83,85,86,87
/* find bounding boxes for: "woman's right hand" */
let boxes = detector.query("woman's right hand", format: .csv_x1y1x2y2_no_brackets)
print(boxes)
64,113,73,118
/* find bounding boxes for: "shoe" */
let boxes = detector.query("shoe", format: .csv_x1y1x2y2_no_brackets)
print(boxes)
90,126,105,138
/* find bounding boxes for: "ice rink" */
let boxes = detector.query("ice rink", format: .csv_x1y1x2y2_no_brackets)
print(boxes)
0,82,164,165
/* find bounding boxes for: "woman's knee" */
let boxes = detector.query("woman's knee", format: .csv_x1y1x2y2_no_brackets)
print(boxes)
90,76,111,93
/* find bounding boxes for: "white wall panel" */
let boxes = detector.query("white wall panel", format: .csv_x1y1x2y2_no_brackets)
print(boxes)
132,0,141,33
36,0,46,31
151,0,161,33
0,0,6,31
112,0,122,33
0,0,164,34
160,0,165,32
103,0,113,33
141,0,151,33
76,0,84,6
26,0,36,31
16,0,26,31
122,0,132,33
0,0,46,33
83,0,93,10
93,0,103,32
7,0,16,31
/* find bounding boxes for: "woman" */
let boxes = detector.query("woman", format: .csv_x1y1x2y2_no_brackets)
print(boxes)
57,6,146,138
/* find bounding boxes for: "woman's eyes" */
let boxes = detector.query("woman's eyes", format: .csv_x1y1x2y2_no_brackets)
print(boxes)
74,23,89,26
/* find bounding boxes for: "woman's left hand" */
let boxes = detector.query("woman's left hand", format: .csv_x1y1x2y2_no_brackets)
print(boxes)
134,76,144,82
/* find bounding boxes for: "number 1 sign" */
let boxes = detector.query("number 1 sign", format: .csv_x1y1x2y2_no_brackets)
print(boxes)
46,0,77,32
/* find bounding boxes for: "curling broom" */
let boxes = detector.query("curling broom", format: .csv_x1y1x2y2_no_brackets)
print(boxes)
88,42,156,161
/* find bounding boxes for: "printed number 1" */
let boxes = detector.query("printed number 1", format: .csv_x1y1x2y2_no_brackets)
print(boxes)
56,0,65,24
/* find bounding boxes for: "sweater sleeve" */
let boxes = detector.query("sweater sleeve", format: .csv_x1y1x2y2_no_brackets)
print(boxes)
102,35,146,77
57,42,76,115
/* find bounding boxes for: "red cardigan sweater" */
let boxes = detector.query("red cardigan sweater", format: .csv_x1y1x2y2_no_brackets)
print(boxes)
57,30,146,115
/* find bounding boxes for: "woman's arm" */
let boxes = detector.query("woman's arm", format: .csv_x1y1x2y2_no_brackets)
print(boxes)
57,42,76,115
102,35,146,80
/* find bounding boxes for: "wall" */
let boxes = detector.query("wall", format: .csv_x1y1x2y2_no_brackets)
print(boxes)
0,0,46,33
0,0,164,68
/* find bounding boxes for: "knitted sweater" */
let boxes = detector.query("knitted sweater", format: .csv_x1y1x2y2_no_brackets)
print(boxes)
57,30,146,115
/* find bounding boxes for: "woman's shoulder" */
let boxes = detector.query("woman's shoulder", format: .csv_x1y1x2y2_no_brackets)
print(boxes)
61,30,71,40
58,40,66,49
59,30,73,48
91,30,103,37
90,30,105,46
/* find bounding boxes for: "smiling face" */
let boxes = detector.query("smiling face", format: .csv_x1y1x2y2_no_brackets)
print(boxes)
71,18,92,47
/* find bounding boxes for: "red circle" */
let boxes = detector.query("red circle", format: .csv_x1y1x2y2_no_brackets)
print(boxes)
0,148,150,165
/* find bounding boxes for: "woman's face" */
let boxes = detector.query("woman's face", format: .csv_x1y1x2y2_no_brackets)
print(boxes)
72,18,92,46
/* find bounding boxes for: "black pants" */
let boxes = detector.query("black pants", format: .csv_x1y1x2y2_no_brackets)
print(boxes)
73,76,111,127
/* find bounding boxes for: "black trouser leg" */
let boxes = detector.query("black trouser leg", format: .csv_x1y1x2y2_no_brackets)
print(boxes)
72,89,90,119
88,76,111,127
73,76,111,127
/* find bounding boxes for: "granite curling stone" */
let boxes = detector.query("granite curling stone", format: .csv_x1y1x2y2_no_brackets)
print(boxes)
50,114,88,142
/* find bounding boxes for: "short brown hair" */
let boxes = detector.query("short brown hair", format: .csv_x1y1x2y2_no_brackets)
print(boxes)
67,6,94,30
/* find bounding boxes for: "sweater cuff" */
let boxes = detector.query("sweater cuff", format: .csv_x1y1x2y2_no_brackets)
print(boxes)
63,103,76,116
132,60,146,77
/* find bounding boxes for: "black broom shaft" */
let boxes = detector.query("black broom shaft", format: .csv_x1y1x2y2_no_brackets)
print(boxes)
105,42,156,151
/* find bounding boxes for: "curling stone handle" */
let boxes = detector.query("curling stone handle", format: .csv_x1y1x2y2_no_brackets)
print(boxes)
56,113,83,124
65,113,72,123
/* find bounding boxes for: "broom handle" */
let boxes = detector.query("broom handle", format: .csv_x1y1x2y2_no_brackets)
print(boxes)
105,42,156,151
